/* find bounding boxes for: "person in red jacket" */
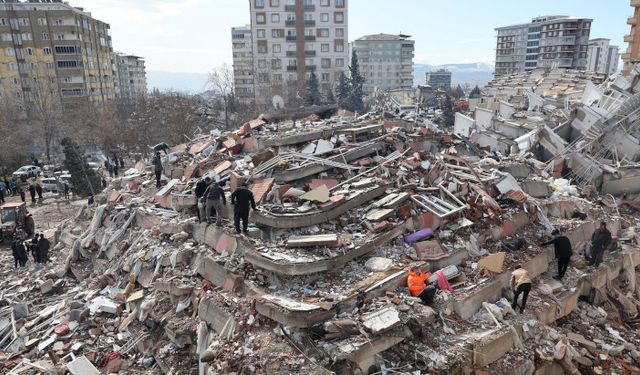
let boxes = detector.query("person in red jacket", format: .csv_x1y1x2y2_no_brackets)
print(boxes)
407,268,437,304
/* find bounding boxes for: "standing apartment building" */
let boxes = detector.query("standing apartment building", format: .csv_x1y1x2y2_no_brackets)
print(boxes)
0,0,115,111
231,25,254,105
494,15,592,76
113,52,147,104
623,0,640,74
586,38,619,76
350,33,414,94
425,69,451,90
246,0,348,108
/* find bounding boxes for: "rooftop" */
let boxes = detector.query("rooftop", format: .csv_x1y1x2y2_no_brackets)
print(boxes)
356,33,412,41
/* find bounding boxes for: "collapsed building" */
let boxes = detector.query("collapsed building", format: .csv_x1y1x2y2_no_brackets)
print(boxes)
2,71,640,374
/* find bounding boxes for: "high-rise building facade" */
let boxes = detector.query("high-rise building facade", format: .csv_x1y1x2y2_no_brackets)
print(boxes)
350,33,414,94
0,1,115,111
586,38,619,76
231,25,254,105
623,0,640,74
113,53,147,103
494,16,591,76
425,69,451,90
247,0,348,108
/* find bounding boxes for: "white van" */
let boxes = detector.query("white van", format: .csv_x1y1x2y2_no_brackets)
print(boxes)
41,177,60,192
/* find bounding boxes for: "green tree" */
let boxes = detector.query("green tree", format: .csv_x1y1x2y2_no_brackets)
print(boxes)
442,95,455,127
61,138,101,198
336,73,350,109
324,88,336,104
454,85,465,99
304,72,321,106
470,85,482,98
348,50,365,113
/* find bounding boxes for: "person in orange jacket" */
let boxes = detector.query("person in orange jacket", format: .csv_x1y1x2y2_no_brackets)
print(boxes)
407,268,437,304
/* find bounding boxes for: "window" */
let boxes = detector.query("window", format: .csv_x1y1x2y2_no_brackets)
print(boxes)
26,47,34,55
258,59,267,68
317,28,329,37
21,33,32,41
56,34,64,40
304,14,313,21
258,44,268,53
321,73,330,81
44,47,52,55
55,46,79,54
271,14,280,23
18,18,29,26
304,28,314,37
7,63,17,71
303,0,313,5
255,0,265,7
321,43,329,52
320,0,329,5
41,33,49,40
335,0,344,6
46,62,54,69
320,13,329,22
270,0,279,6
272,59,282,69
257,29,266,38
273,74,282,81
0,18,7,26
321,58,331,68
336,58,344,67
336,28,344,37
335,42,344,52
305,58,314,66
273,44,281,53
5,47,15,57
334,12,344,23
0,33,10,41
272,29,284,38
256,13,266,24
61,88,85,97
57,60,80,69
37,18,47,26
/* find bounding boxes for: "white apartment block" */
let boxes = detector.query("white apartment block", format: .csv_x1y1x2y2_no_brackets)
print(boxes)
587,38,619,76
350,33,414,95
113,53,147,103
231,25,254,105
248,0,348,108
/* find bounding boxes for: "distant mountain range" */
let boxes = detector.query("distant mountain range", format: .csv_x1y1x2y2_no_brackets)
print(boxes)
413,63,495,88
147,62,495,94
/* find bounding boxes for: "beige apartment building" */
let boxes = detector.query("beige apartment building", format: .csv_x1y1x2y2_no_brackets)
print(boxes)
247,0,348,108
113,52,147,104
623,0,640,74
0,0,115,113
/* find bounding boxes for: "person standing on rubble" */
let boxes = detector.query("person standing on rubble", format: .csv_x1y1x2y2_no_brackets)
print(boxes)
38,234,50,264
30,234,39,262
407,267,437,304
541,229,573,280
18,188,25,202
152,152,163,188
588,221,612,267
35,181,43,201
12,239,26,268
28,183,36,205
195,177,211,223
510,265,532,313
24,213,34,238
231,182,256,234
203,181,226,226
104,159,113,178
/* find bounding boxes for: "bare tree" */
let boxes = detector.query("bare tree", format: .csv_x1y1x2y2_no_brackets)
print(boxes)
0,81,30,171
27,65,61,163
208,64,234,129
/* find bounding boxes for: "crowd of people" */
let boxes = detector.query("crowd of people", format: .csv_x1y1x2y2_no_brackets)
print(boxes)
11,233,50,268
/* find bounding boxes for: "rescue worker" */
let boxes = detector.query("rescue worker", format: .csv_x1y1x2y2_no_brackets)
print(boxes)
203,181,226,226
152,152,163,188
231,182,256,234
588,221,612,267
541,229,572,280
64,182,70,199
407,267,436,304
38,234,50,264
24,213,35,237
35,182,43,201
12,240,25,268
28,183,36,204
18,188,25,202
30,234,40,262
510,265,532,313
194,177,211,223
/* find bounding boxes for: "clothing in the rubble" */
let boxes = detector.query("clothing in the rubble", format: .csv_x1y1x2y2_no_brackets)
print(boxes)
204,182,226,226
435,270,454,292
195,177,211,223
152,142,170,155
541,231,572,279
152,153,163,188
589,223,611,267
38,235,50,264
28,184,36,204
12,240,27,268
231,184,256,234
511,266,532,313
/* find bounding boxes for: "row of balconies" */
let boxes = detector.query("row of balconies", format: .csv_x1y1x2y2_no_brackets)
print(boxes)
286,50,316,57
286,65,316,71
284,4,315,11
284,20,316,26
285,35,316,41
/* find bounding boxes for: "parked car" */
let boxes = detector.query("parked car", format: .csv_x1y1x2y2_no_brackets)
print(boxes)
12,165,41,180
41,177,59,192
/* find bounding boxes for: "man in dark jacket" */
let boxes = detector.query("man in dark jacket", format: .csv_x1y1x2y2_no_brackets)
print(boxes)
152,152,163,188
38,234,50,264
231,183,256,234
12,240,23,268
28,183,36,204
195,177,211,223
541,229,572,280
203,181,226,226
35,182,43,201
588,221,612,267
30,234,40,262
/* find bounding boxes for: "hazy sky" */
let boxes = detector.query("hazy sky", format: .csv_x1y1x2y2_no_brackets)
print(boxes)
73,0,632,74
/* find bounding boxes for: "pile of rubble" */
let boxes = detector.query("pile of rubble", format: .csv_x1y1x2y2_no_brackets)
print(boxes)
2,67,640,374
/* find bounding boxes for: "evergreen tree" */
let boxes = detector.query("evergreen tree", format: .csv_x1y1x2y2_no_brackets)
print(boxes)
470,85,482,98
61,138,101,198
324,88,336,104
454,85,465,99
304,72,321,106
442,95,455,127
336,73,350,109
348,50,365,113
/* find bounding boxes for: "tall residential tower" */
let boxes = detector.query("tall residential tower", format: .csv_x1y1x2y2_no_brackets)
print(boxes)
586,39,619,76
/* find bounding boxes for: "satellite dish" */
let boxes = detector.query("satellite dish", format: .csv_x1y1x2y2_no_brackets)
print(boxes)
272,95,284,110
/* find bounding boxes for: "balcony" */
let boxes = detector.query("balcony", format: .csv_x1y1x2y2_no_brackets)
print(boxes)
304,20,315,26
632,0,640,7
304,50,316,57
286,35,297,41
304,5,315,11
625,34,634,42
285,20,296,26
305,65,316,71
304,35,316,41
285,5,296,11
286,51,297,57
287,65,297,71
628,16,638,25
